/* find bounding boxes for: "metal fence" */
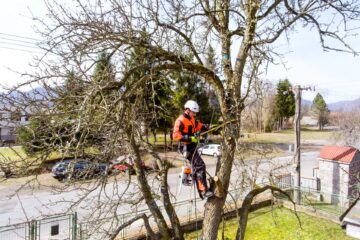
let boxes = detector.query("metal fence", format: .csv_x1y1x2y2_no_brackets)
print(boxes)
0,221,29,240
0,213,76,240
277,186,356,216
275,174,320,191
0,180,354,240
274,174,355,216
0,187,244,240
78,187,247,240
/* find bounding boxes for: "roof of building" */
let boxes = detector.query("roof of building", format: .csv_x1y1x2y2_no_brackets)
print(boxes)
318,146,358,164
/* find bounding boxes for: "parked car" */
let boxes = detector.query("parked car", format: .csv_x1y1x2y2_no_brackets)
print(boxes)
67,160,93,179
198,144,221,157
51,160,71,181
93,163,110,177
111,155,150,175
51,159,109,181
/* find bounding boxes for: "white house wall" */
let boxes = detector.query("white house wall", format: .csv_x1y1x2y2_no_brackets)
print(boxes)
318,159,350,204
0,111,29,141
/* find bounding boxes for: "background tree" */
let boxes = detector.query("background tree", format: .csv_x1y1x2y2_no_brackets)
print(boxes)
172,71,214,123
312,93,330,130
242,80,276,132
331,111,360,148
272,79,295,130
17,70,86,156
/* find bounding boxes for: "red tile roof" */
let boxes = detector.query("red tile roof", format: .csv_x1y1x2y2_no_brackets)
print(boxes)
319,146,358,164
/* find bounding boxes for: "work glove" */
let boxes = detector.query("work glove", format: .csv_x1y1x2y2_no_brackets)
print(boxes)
190,136,199,143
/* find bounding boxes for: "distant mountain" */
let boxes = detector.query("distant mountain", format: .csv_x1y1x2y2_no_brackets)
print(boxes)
302,99,312,107
301,97,360,112
327,97,360,112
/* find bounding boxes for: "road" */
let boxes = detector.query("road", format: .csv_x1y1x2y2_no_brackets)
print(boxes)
0,150,320,232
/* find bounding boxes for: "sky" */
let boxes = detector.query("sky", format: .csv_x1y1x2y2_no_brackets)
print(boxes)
0,1,360,104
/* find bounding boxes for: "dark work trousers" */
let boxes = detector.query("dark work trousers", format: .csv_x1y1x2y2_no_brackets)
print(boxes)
185,143,208,195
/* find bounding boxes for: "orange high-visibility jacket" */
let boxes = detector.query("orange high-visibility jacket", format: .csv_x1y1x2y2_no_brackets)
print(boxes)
173,113,205,144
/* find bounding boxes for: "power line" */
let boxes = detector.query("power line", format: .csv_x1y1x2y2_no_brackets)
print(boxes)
0,45,47,55
0,41,42,50
0,32,44,53
0,36,38,45
0,32,41,42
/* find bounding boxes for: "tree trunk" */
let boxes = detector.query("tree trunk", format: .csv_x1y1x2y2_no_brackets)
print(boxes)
141,141,184,239
159,163,184,240
170,130,173,148
201,126,236,240
236,186,297,240
145,128,149,143
153,130,157,143
126,128,170,239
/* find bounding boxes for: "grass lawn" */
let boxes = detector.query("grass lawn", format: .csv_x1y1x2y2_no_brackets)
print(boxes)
236,146,285,161
242,127,338,144
0,146,99,175
0,146,27,160
0,146,64,163
185,207,353,240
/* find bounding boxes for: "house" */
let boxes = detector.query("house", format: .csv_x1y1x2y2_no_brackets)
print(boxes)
317,146,360,204
0,110,29,143
340,198,360,239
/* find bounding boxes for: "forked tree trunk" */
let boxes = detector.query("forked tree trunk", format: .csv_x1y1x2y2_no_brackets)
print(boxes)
141,141,184,239
126,127,171,239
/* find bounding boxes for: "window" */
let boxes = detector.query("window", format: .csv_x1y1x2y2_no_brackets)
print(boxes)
51,224,59,236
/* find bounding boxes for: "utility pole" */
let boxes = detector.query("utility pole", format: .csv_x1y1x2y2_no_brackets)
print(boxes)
293,85,313,204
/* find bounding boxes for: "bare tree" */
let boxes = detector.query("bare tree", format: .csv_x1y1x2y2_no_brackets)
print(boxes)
1,0,360,239
242,80,275,132
331,111,360,149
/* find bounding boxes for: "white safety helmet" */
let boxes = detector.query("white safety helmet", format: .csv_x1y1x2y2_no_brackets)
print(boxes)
184,100,199,113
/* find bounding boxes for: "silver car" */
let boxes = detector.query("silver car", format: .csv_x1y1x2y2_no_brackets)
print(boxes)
198,144,221,158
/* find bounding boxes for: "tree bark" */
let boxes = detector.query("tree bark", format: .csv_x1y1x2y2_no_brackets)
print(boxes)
201,124,236,240
141,141,184,239
126,126,170,239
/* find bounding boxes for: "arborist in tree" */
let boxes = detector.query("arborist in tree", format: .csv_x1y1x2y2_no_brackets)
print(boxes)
173,100,214,199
